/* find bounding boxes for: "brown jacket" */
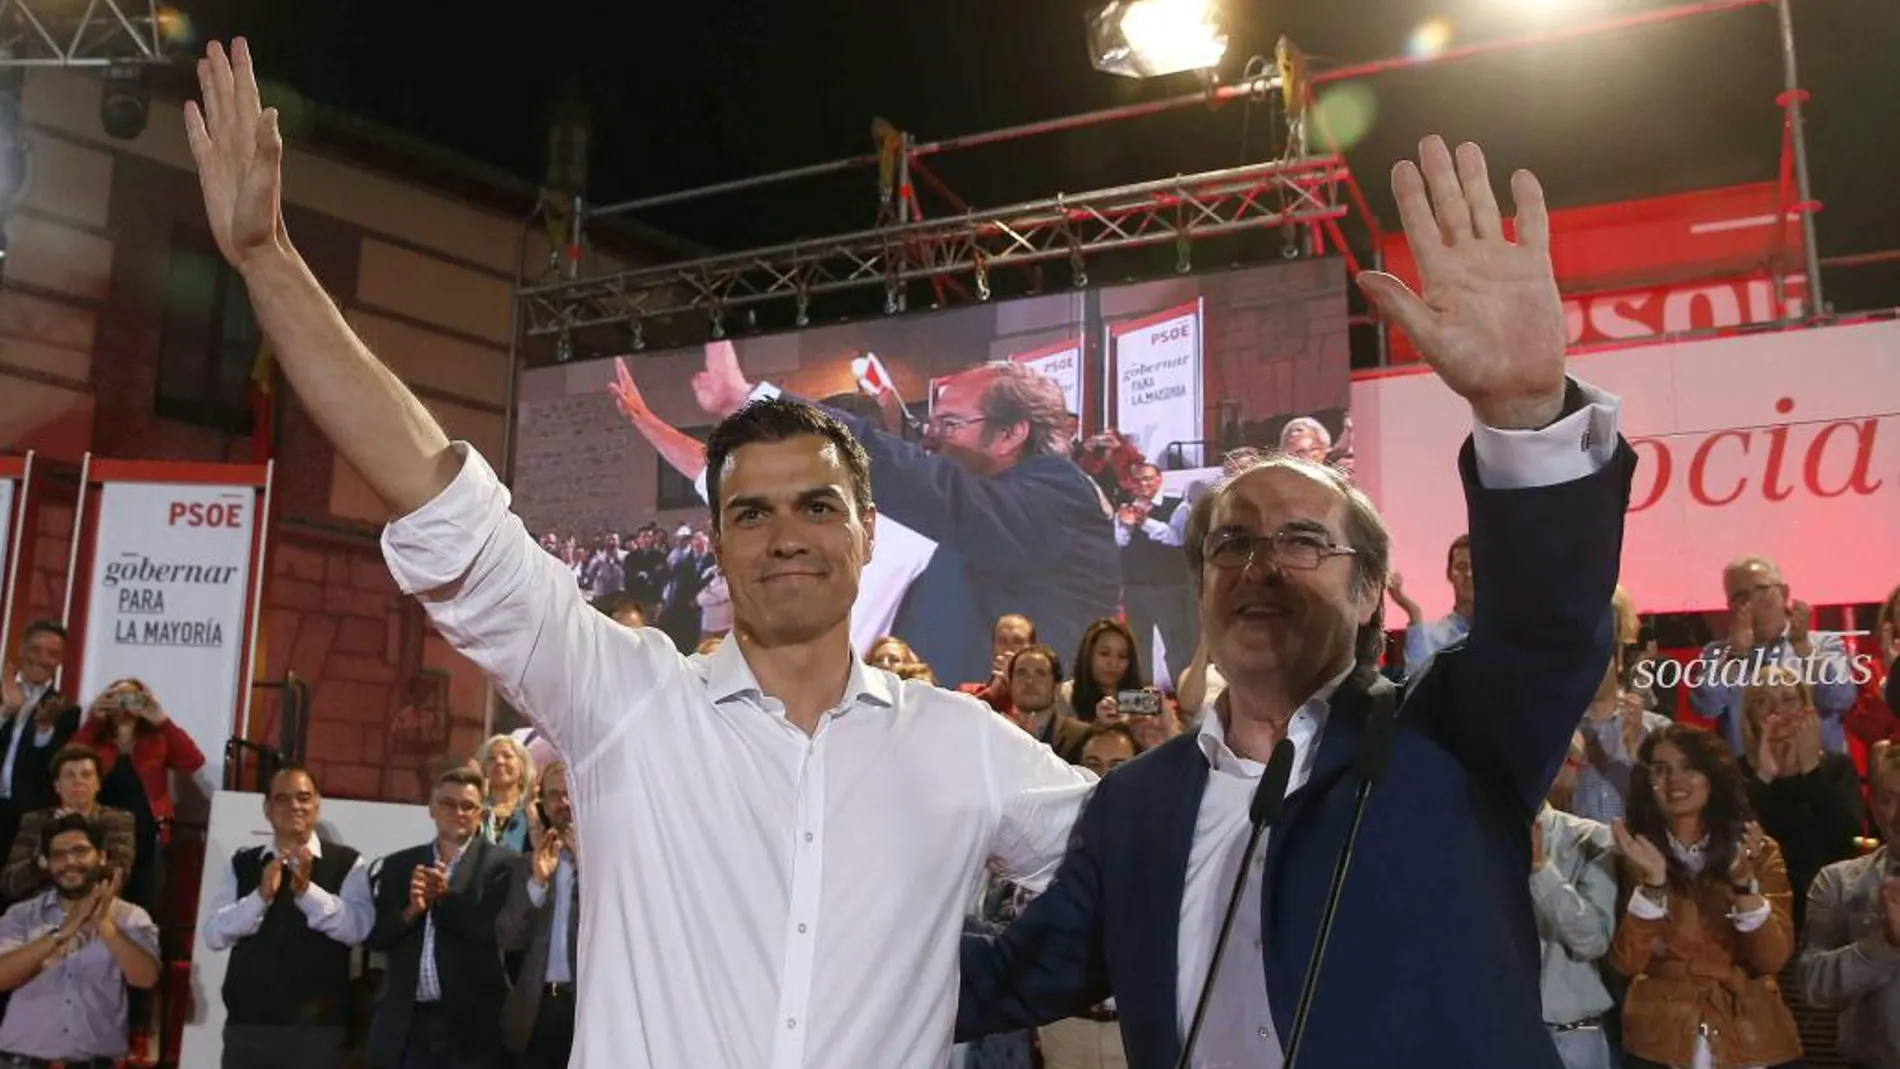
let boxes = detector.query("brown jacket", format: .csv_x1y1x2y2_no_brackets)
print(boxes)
1610,835,1802,1069
1,805,138,901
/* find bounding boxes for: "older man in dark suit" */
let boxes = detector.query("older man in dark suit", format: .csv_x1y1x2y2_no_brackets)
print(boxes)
365,766,516,1069
497,760,579,1069
956,137,1635,1069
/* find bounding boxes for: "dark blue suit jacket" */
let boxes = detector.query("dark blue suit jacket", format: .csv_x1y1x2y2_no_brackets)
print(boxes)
813,403,1123,683
958,435,1636,1069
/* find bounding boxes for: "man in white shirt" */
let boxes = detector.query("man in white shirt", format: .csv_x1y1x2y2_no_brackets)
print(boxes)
201,767,376,1069
182,38,1094,1069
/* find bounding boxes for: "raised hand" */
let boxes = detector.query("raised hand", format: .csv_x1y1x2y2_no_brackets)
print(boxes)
609,357,654,423
531,830,561,888
259,857,284,902
1358,137,1566,430
183,39,285,271
693,341,754,420
1730,603,1757,653
1730,821,1766,886
1788,599,1813,647
0,666,22,712
1612,819,1668,889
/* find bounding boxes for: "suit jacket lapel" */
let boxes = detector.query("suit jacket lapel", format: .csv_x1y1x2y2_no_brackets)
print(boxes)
1145,735,1210,1067
449,836,485,898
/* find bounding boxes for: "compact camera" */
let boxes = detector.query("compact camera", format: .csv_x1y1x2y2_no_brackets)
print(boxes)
1116,689,1161,716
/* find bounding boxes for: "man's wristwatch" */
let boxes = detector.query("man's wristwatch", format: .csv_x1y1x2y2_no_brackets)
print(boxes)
1731,878,1760,897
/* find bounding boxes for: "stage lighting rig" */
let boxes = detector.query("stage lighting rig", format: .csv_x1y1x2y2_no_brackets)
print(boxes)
1086,0,1227,79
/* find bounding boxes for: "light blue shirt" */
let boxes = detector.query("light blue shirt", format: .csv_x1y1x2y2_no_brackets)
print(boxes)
525,852,576,983
1404,612,1470,679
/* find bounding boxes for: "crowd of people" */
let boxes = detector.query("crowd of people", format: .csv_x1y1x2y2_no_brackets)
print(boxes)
27,35,1879,1069
0,619,207,1067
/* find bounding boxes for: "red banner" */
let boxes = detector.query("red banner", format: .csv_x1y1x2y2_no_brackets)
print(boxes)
1381,182,1806,360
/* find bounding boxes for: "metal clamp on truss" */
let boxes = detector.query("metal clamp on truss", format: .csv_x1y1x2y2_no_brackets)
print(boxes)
518,153,1349,337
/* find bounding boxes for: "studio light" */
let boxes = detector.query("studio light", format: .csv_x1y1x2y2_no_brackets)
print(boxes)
99,60,149,141
1086,0,1228,79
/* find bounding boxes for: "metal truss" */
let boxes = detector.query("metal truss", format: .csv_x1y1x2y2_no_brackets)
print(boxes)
518,154,1350,339
0,0,166,67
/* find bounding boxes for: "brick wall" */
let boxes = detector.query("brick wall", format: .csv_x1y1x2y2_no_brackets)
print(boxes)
22,503,74,626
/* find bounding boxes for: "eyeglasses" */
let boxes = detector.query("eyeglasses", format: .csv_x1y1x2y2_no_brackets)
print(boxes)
925,414,987,436
1201,528,1358,572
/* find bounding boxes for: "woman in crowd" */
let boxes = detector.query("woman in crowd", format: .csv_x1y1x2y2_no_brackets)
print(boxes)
478,734,536,852
866,636,920,673
1737,665,1864,927
1610,724,1802,1069
1060,618,1153,725
1845,581,1900,749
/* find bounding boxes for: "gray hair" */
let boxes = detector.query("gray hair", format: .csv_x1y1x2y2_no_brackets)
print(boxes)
1279,416,1333,451
1183,449,1391,664
976,361,1074,459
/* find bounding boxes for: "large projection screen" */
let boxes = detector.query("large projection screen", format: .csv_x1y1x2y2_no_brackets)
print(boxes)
512,259,1351,690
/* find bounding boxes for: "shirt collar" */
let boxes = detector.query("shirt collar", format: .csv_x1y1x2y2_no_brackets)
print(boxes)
1197,662,1354,773
703,634,896,717
263,834,323,861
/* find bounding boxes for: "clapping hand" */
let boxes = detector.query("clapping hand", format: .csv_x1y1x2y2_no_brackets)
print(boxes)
1879,878,1900,947
0,667,23,713
531,829,562,889
1356,137,1567,431
1612,819,1668,889
1729,821,1766,888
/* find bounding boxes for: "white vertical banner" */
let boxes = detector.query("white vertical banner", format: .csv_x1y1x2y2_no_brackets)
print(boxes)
1012,339,1084,440
0,453,23,659
1111,299,1205,467
71,472,268,802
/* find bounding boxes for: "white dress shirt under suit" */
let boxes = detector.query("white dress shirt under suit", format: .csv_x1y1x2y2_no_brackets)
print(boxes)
1174,386,1624,1069
382,444,1096,1069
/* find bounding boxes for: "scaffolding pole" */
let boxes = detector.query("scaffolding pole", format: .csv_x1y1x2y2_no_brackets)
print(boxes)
1773,0,1826,319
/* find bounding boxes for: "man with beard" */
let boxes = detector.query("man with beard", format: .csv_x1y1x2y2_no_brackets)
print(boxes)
0,812,161,1065
500,760,580,1068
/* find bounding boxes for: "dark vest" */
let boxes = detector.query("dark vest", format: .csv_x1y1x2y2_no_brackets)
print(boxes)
222,843,359,1028
1119,497,1187,585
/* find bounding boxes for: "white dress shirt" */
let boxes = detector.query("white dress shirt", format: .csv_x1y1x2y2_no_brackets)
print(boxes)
201,834,377,951
383,444,1095,1069
1177,383,1624,1069
693,468,937,659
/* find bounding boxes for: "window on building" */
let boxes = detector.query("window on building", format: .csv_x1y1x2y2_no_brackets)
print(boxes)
655,426,712,511
155,226,261,432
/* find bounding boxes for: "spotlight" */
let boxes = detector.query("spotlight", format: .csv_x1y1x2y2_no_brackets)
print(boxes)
1086,0,1227,80
100,61,149,141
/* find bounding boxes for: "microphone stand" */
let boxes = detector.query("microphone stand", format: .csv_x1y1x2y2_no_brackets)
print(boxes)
1173,737,1295,1069
1283,685,1399,1069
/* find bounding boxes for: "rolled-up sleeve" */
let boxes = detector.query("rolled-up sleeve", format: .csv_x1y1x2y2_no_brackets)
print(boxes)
979,700,1097,894
380,444,683,766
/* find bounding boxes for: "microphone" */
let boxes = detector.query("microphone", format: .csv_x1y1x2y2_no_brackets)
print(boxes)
1284,683,1399,1069
1175,737,1296,1069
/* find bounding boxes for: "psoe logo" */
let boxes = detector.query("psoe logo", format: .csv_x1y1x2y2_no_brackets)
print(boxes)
1632,632,1879,692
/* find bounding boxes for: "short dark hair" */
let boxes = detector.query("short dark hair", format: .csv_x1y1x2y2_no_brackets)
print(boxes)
434,766,485,795
1183,451,1391,665
1007,644,1064,684
704,399,873,534
590,591,646,625
40,812,104,858
22,620,66,644
48,744,99,781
